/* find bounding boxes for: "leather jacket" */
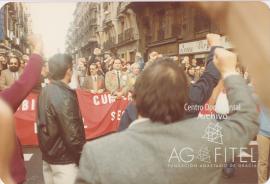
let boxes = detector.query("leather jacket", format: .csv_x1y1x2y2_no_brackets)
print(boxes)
37,80,86,165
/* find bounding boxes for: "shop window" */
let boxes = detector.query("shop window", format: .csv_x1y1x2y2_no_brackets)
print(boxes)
121,53,125,59
172,24,181,37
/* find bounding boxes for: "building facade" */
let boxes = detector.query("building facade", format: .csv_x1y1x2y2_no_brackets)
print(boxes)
95,2,139,62
0,2,32,56
131,2,231,64
67,2,140,63
67,2,232,64
66,2,98,60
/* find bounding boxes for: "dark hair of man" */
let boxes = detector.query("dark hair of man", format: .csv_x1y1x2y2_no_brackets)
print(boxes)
90,63,97,69
114,57,122,62
133,57,188,124
48,54,72,80
8,56,21,67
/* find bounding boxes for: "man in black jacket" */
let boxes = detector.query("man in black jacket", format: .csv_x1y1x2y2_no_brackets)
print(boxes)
37,54,86,184
119,33,222,131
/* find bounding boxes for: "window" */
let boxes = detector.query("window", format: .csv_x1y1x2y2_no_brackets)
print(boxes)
157,10,165,40
194,9,210,33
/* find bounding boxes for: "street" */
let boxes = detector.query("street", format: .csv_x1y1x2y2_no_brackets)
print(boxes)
24,142,258,184
0,2,269,184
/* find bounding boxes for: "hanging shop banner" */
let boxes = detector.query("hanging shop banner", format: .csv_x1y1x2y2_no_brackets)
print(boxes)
179,36,233,55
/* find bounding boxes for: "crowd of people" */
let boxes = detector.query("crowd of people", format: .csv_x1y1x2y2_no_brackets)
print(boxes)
0,33,268,184
0,54,29,90
69,49,162,97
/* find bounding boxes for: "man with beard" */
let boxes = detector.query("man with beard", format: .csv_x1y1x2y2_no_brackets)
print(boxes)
0,56,22,90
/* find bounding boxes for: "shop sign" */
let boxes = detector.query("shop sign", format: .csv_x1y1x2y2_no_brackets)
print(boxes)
179,36,233,54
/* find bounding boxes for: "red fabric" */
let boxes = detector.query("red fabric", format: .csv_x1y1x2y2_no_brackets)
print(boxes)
15,92,39,145
0,54,43,184
15,90,130,145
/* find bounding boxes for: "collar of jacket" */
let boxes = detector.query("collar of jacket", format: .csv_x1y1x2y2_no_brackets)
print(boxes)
51,80,74,92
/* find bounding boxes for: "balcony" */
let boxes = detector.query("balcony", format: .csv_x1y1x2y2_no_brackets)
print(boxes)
118,33,124,43
118,28,134,44
103,37,116,50
103,11,112,25
117,2,131,14
124,28,134,41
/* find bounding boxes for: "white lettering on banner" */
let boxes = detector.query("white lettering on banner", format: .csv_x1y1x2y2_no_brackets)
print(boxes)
31,99,35,110
34,122,37,134
92,94,116,106
122,94,133,101
93,96,100,105
111,110,124,121
21,99,36,111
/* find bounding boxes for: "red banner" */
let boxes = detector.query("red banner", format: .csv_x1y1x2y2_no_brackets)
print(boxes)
14,90,131,145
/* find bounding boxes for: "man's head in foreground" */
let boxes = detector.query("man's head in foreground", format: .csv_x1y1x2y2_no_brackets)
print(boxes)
133,57,188,124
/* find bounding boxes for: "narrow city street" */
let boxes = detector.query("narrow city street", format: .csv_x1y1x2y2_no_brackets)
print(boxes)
1,2,270,184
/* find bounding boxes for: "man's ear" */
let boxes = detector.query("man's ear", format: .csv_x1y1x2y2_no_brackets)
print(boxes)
65,68,72,76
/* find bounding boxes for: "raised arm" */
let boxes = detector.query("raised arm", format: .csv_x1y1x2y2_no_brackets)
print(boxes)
186,34,222,117
214,48,258,148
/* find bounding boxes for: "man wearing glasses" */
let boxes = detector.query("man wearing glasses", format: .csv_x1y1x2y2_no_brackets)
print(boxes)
0,55,22,90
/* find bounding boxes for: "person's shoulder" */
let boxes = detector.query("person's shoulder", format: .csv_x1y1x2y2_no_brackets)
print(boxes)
98,75,104,80
83,132,129,153
40,83,56,94
44,82,68,95
106,70,113,75
1,69,9,75
84,75,91,81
